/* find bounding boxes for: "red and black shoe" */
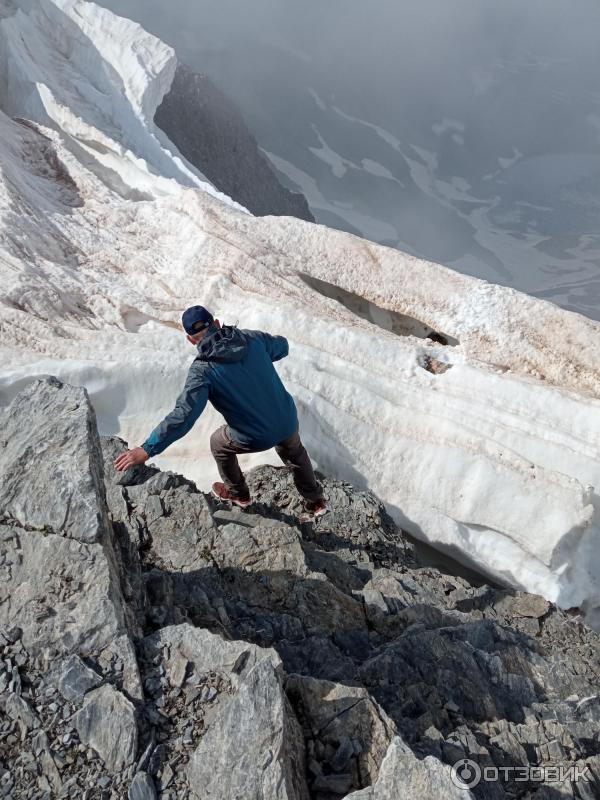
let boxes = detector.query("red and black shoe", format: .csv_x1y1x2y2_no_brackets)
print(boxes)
302,497,329,518
211,482,253,509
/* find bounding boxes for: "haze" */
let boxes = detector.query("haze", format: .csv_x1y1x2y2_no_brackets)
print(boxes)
100,0,600,319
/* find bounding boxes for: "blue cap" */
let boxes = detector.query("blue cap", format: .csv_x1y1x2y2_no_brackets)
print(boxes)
182,305,214,335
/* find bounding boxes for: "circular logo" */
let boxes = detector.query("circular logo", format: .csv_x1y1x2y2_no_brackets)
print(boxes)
451,758,482,789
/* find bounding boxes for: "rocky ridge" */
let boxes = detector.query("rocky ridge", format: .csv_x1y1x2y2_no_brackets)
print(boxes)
155,64,315,221
0,377,599,799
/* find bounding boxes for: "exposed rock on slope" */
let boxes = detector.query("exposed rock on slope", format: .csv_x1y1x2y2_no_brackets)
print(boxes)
155,64,315,221
0,375,113,544
1,377,600,799
0,377,138,667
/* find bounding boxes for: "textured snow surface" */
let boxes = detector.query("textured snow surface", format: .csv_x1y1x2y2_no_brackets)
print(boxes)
0,0,245,205
2,0,600,625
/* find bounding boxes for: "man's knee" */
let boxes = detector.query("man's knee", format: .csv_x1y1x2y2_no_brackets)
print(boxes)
276,433,306,463
210,426,227,456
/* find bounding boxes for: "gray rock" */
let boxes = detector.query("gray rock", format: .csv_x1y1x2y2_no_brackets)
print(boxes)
201,686,217,702
74,684,138,773
187,656,308,800
212,508,262,528
148,744,167,778
346,737,474,799
210,522,367,636
286,675,395,789
0,377,110,544
3,380,600,800
493,591,550,619
165,649,188,688
128,772,156,800
5,693,39,732
31,731,62,793
100,437,159,490
0,379,138,663
142,624,279,691
100,634,144,701
57,655,102,703
105,450,214,574
0,525,128,658
330,736,356,772
210,522,309,578
158,763,173,790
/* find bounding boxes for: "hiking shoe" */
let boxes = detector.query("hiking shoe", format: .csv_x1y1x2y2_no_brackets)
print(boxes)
211,482,252,508
303,497,329,517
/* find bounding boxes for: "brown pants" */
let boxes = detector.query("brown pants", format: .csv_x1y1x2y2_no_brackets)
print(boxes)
210,425,323,502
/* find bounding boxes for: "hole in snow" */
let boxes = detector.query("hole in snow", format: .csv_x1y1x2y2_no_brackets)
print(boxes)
121,307,160,333
298,273,459,346
120,307,183,334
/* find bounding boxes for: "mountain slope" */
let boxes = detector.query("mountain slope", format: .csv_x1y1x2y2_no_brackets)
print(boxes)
1,0,600,628
155,64,314,220
96,0,600,320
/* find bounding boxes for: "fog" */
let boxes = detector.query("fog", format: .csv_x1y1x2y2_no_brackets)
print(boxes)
100,0,600,318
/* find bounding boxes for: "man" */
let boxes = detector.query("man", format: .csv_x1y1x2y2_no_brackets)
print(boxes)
114,305,328,516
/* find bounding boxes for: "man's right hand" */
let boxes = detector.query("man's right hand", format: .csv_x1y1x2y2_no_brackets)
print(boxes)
114,447,149,471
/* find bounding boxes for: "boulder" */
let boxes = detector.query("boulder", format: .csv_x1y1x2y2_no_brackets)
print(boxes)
211,522,309,578
146,625,307,800
188,656,308,800
210,522,366,636
101,436,214,574
0,377,111,544
0,379,138,661
5,692,40,732
74,683,138,772
346,737,474,799
286,674,396,792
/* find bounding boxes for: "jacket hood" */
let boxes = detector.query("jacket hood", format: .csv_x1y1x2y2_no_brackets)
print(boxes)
197,324,247,363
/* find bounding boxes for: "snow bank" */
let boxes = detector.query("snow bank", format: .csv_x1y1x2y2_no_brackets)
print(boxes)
0,0,246,205
2,1,600,626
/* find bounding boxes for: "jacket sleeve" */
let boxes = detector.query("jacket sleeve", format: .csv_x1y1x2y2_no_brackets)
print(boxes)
244,329,289,362
142,364,210,457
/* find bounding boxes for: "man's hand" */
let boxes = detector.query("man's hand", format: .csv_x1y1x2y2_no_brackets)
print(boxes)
114,447,149,471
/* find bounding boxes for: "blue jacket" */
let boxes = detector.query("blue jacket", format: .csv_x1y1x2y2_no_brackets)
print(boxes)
142,325,298,456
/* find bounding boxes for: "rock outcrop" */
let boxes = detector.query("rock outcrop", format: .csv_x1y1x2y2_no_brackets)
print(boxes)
0,375,111,544
155,64,315,221
1,376,600,799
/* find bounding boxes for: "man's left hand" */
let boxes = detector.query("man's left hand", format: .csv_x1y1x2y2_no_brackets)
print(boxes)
114,447,149,471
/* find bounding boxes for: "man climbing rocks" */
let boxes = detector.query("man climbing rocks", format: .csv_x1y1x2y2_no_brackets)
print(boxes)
114,305,328,516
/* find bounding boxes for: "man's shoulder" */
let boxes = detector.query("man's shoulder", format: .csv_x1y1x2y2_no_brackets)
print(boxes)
239,328,278,343
188,357,213,378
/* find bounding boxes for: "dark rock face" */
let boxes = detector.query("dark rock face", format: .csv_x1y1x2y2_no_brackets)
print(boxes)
1,376,600,799
155,64,315,221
